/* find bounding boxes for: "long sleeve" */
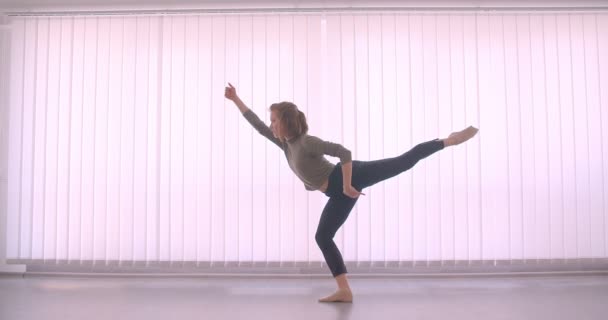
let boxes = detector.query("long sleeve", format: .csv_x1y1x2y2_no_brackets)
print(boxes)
304,135,352,164
242,109,284,150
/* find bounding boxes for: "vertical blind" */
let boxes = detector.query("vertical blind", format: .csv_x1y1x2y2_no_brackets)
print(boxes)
5,12,608,266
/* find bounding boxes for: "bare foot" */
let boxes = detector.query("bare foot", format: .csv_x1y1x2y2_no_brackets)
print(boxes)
445,126,479,146
318,288,353,303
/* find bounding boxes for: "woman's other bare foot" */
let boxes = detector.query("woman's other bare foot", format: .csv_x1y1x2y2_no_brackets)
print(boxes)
318,288,353,303
444,126,479,147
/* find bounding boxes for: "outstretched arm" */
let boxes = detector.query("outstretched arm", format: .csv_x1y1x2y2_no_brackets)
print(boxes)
225,83,283,149
225,83,250,114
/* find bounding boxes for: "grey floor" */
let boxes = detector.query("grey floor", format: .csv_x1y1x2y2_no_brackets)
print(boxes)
1,274,607,320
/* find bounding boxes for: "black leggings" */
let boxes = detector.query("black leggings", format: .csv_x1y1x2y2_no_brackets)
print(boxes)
316,138,445,277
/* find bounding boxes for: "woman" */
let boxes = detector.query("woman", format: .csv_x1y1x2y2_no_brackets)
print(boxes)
224,83,478,302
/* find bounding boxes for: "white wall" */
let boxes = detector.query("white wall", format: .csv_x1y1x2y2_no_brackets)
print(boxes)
4,12,608,267
0,13,25,273
1,2,607,272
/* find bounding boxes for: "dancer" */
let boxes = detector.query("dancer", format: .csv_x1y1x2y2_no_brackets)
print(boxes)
224,83,478,302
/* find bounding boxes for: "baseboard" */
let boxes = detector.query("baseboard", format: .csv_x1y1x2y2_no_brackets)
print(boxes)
0,263,26,274
8,258,608,277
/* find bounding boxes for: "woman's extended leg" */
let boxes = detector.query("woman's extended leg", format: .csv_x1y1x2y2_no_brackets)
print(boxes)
352,139,444,189
352,126,478,190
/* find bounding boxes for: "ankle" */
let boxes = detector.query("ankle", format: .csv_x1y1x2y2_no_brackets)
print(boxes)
442,137,453,147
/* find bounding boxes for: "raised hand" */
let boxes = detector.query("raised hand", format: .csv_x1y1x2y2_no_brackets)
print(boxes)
224,82,238,101
343,185,365,199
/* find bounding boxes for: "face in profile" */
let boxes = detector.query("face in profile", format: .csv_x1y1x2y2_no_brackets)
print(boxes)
270,110,285,139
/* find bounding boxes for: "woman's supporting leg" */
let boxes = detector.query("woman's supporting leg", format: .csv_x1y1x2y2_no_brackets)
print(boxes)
315,194,358,302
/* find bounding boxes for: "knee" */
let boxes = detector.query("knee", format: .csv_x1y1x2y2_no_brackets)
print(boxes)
315,232,331,249
398,152,417,171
